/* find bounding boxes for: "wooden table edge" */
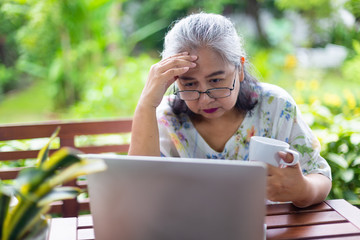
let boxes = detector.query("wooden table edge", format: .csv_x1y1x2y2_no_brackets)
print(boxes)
325,199,360,229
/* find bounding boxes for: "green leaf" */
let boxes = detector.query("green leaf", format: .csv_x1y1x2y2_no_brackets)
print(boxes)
36,127,60,167
22,217,48,240
15,168,44,194
341,169,354,183
6,203,50,240
0,185,12,240
344,189,360,201
28,158,106,206
128,18,168,53
327,153,348,169
41,158,107,191
353,40,360,55
37,187,81,207
353,157,360,166
41,147,81,173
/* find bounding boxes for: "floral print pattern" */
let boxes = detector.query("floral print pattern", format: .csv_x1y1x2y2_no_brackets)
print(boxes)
157,83,331,179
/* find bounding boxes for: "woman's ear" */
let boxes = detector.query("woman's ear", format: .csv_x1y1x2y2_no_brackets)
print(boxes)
239,56,245,82
241,56,245,65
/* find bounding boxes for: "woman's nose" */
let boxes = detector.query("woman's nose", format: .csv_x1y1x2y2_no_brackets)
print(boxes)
198,90,214,104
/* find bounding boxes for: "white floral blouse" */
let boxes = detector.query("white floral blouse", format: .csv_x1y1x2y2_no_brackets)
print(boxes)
157,82,331,179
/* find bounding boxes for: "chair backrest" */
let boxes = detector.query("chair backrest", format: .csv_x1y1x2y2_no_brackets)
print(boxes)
0,118,132,217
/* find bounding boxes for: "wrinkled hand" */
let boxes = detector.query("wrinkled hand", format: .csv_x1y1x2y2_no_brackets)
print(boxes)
267,151,306,203
139,52,197,108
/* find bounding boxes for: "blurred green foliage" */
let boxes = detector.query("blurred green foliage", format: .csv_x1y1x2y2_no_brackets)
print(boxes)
342,40,360,83
0,0,359,204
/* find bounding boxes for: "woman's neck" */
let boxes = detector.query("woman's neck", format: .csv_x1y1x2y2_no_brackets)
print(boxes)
190,108,246,152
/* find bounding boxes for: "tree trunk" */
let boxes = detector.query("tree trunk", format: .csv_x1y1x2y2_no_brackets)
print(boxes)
245,0,270,47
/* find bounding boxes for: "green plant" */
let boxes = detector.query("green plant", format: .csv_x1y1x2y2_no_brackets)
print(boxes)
342,40,360,84
300,101,360,205
0,128,106,240
322,131,360,205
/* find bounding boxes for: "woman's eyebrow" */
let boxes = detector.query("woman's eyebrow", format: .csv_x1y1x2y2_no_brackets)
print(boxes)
179,70,225,80
178,76,195,81
206,71,225,78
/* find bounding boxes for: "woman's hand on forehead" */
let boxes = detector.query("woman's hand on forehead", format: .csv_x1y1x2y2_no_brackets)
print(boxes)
139,52,197,108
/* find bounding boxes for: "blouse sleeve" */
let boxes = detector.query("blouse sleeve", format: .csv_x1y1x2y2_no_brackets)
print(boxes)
265,85,331,179
158,116,180,157
290,106,331,179
156,98,180,157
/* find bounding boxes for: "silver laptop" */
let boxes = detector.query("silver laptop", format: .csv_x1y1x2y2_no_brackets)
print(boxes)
86,154,267,240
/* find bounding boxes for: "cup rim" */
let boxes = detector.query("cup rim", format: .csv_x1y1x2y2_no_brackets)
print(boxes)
250,136,289,147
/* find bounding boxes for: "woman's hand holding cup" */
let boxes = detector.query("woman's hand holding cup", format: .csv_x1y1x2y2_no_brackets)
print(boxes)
249,136,299,167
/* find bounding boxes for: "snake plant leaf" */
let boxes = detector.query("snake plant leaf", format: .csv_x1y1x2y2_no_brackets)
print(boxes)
36,127,60,167
41,147,82,174
14,168,44,195
22,217,48,240
15,148,82,195
14,148,81,196
5,203,50,240
43,158,107,190
0,184,12,240
5,158,106,238
37,187,82,207
4,186,76,240
31,158,106,201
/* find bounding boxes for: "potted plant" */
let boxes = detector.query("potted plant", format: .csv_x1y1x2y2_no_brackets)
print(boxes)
0,128,106,240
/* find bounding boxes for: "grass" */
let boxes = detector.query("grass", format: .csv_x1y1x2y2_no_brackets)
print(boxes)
0,80,55,124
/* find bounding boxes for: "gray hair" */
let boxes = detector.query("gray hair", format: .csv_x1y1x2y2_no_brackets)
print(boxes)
161,12,246,67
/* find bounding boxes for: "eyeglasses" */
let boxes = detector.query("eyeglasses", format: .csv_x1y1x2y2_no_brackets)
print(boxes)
175,71,237,101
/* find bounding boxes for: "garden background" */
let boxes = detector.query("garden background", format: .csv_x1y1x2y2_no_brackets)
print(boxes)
0,0,359,205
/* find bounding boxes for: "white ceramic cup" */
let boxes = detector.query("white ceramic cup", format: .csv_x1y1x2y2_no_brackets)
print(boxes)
249,136,299,167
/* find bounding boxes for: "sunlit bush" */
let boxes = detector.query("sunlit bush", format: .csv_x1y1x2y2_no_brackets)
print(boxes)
66,55,157,118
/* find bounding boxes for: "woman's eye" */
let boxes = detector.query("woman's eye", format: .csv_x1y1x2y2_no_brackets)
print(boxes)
210,79,222,83
184,82,196,87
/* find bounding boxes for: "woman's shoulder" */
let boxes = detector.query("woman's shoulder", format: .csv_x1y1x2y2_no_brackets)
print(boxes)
257,82,296,106
157,96,176,117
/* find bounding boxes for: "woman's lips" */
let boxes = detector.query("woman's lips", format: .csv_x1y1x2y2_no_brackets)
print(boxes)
203,108,218,113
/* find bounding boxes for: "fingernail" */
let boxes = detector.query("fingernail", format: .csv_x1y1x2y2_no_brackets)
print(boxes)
190,62,196,67
191,55,198,60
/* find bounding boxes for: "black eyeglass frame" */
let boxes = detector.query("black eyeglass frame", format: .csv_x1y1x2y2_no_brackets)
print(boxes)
174,66,238,101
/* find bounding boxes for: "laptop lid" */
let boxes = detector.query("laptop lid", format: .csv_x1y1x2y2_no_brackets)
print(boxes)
86,154,267,240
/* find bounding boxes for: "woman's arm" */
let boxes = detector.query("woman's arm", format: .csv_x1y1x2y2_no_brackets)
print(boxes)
129,102,160,156
267,152,332,208
292,173,332,208
128,52,197,156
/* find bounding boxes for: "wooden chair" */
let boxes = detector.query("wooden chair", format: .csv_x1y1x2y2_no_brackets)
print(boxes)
0,118,132,217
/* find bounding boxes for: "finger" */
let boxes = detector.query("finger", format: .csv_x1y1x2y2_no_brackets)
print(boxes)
161,52,192,66
161,52,197,63
159,55,197,70
167,52,189,58
162,67,191,87
278,151,294,163
157,60,196,78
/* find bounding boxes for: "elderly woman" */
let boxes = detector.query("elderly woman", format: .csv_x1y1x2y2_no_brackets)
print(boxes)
129,12,331,207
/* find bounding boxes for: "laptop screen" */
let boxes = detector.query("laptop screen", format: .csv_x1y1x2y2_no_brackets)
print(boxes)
86,155,267,240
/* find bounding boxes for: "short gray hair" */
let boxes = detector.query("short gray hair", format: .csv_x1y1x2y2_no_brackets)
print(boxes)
161,12,246,66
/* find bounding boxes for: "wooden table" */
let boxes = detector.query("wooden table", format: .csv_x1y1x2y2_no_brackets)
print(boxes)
47,199,360,240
